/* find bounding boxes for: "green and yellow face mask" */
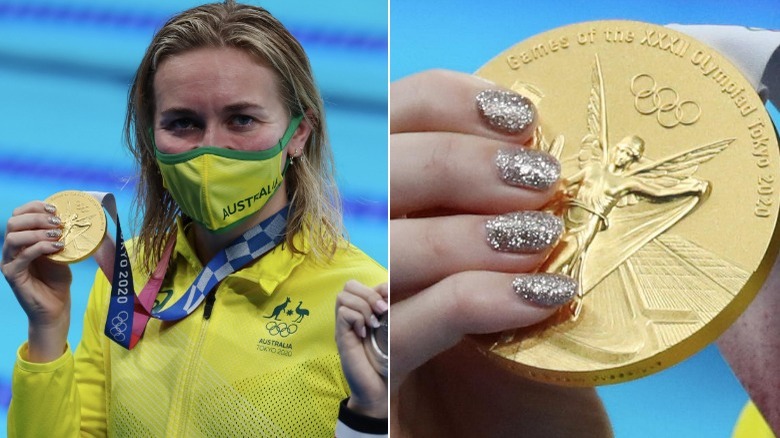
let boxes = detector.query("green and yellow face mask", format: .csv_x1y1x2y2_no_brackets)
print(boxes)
155,115,302,233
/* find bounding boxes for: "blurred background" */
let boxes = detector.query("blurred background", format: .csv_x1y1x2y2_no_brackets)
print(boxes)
0,0,387,429
392,1,778,437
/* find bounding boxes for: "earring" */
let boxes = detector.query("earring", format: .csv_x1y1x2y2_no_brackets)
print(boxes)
290,147,302,166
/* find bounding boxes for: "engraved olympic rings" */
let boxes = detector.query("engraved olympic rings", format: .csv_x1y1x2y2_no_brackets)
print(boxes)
265,321,298,337
109,311,129,341
630,74,701,128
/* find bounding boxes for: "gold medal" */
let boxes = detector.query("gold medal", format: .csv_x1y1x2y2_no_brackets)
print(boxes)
45,191,107,264
473,20,780,385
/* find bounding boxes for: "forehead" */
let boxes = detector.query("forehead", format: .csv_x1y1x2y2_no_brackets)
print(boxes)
153,46,282,108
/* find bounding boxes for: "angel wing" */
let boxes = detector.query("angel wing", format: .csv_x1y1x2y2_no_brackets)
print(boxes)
534,126,565,159
579,54,609,169
624,138,734,187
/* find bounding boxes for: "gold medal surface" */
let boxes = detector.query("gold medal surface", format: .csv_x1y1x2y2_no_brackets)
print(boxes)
474,20,780,386
45,191,106,263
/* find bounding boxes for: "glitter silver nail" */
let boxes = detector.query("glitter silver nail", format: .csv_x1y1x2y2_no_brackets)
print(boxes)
48,216,61,226
44,203,57,214
46,229,63,238
476,89,534,134
496,148,561,190
486,211,563,253
513,273,578,307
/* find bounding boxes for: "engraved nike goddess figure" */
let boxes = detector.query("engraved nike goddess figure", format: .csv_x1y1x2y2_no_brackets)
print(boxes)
535,55,732,318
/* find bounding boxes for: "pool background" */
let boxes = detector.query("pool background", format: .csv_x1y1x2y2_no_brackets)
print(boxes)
0,0,387,430
391,1,778,437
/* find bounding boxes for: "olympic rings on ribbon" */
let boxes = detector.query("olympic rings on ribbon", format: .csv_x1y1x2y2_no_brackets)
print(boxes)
265,321,298,337
109,311,129,342
630,74,700,128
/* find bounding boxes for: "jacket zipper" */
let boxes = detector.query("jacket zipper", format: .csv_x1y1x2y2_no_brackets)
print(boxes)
203,290,217,320
169,291,217,437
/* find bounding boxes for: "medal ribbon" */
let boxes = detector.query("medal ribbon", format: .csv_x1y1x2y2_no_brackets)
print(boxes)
88,192,288,349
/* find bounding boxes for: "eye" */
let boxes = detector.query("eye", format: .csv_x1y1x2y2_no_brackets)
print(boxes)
229,115,255,129
164,118,201,133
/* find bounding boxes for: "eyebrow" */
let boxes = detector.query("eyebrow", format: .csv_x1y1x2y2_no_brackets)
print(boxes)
159,102,268,118
223,102,268,114
159,107,198,119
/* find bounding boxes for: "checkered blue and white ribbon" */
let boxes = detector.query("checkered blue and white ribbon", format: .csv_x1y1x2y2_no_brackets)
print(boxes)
155,208,287,320
103,204,288,349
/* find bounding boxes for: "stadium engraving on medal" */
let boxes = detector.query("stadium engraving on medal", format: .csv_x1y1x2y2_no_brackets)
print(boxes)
45,191,106,264
473,20,780,386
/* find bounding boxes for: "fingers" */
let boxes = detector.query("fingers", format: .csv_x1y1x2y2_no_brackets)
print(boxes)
336,281,389,338
335,281,390,417
3,229,63,257
391,132,560,217
391,212,563,296
2,201,64,277
337,304,371,341
9,200,57,218
374,282,388,301
391,69,537,145
5,202,62,236
390,271,577,383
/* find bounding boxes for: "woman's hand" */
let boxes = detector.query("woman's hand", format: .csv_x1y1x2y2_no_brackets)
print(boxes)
1,201,72,363
389,70,612,437
335,280,389,419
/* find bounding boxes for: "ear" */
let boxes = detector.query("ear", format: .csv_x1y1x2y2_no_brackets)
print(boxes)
286,110,314,158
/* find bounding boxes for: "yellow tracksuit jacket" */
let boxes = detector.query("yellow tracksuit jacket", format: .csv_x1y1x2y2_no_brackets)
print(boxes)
8,225,386,437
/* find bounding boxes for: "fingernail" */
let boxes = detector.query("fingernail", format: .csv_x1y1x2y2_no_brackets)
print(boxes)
44,204,57,214
360,326,367,338
486,211,563,253
476,89,535,134
375,300,389,313
52,241,65,249
369,314,381,329
46,229,63,238
496,148,560,190
513,273,578,307
48,216,61,226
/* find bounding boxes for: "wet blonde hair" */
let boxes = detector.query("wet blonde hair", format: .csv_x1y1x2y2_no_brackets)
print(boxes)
125,1,342,272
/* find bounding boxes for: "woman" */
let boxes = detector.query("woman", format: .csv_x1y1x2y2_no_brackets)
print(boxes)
0,2,387,436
